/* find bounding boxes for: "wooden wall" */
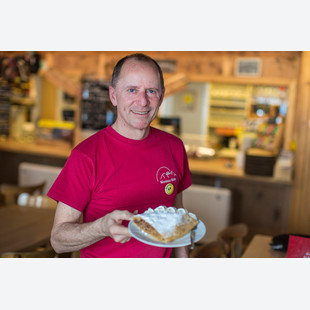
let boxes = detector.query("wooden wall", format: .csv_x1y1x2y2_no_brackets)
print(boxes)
289,51,310,234
39,51,301,81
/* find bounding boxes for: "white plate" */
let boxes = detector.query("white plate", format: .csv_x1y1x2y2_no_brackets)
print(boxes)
128,220,206,248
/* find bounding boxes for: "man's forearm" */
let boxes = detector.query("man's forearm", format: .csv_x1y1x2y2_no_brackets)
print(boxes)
51,218,105,254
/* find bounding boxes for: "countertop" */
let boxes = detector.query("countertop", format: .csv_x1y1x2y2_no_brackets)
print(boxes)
0,139,72,158
188,158,291,184
0,139,291,185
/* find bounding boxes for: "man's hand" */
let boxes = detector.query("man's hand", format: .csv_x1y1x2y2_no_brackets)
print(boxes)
174,246,189,258
100,210,134,243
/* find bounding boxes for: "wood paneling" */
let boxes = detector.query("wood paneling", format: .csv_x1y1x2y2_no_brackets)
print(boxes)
38,51,301,81
41,77,57,119
289,51,310,234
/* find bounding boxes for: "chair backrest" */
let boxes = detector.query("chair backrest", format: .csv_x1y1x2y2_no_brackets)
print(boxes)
17,193,57,209
1,247,56,258
183,184,231,243
190,241,228,258
217,223,248,258
0,181,46,206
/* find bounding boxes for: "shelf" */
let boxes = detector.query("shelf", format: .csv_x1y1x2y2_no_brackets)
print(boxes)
209,99,247,108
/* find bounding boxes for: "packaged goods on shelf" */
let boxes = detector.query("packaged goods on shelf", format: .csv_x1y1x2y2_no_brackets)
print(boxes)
36,119,74,145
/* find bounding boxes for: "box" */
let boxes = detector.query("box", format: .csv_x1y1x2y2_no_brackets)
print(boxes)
245,148,276,176
273,151,294,181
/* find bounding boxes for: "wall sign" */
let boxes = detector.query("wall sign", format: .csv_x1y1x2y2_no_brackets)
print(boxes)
235,58,262,77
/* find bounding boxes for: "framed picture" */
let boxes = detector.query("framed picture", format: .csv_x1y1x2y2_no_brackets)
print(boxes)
235,58,262,77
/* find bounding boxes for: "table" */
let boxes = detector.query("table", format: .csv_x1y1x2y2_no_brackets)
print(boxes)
0,205,55,255
242,234,287,258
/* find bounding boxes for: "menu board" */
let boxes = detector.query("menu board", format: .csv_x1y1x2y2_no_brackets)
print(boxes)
80,78,116,130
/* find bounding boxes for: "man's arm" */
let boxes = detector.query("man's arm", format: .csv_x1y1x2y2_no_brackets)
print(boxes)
50,202,134,254
173,192,190,258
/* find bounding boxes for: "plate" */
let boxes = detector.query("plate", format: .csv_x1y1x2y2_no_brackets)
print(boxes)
128,220,206,248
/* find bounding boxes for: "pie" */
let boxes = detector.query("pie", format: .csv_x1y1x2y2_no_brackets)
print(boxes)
132,206,199,243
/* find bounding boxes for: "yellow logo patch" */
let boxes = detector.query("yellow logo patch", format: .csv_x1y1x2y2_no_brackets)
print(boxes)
165,183,174,195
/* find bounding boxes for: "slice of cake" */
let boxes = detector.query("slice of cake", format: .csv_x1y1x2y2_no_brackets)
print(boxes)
132,206,199,243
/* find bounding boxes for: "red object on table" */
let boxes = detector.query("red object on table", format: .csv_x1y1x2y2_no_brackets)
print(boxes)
287,235,310,258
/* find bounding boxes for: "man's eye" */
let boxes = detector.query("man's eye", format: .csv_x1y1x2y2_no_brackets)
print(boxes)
129,89,135,93
148,89,155,94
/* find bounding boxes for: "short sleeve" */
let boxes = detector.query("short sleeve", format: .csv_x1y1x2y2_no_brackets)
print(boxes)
47,148,94,212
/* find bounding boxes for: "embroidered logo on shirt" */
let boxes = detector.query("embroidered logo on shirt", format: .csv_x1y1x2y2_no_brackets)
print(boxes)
156,166,177,184
165,183,174,195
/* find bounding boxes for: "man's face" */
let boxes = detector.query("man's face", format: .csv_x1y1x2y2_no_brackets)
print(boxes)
109,59,164,138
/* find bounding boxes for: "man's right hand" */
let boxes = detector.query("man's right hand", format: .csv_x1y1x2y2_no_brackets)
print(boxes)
100,210,134,243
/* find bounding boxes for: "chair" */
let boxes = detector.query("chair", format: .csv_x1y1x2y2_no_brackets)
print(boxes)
217,223,248,258
0,181,46,206
190,241,228,258
183,184,231,243
1,246,57,258
17,193,57,209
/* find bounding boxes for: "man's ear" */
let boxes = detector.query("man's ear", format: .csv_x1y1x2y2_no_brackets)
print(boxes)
159,88,165,106
109,85,117,107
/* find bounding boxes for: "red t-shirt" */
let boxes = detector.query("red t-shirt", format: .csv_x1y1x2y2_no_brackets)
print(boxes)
48,126,192,257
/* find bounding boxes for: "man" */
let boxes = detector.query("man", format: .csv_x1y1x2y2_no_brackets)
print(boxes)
48,53,192,258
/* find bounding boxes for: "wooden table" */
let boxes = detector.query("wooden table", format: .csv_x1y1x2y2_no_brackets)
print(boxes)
242,234,287,258
0,205,55,255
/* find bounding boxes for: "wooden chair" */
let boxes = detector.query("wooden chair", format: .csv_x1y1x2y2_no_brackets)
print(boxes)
217,223,248,258
17,192,57,209
190,241,228,258
0,181,46,206
1,246,57,258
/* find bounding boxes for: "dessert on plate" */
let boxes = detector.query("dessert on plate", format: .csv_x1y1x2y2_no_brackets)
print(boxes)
132,206,199,243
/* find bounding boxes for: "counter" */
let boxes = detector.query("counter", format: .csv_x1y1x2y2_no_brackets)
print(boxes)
0,139,291,185
189,158,291,185
0,139,71,158
0,140,69,186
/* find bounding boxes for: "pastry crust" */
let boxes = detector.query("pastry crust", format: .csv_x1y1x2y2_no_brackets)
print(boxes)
132,206,199,243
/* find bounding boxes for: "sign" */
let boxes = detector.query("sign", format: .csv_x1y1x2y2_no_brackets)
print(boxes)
235,58,262,77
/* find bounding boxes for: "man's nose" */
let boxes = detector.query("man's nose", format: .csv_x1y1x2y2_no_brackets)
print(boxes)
137,90,149,106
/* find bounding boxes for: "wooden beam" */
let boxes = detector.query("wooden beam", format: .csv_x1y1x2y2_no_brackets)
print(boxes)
289,51,310,234
164,73,188,97
42,67,80,97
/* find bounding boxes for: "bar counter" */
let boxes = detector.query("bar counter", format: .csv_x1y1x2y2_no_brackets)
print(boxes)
189,158,291,185
0,139,291,185
0,139,71,158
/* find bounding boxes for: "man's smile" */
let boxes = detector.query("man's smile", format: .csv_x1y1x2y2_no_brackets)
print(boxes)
131,110,149,115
